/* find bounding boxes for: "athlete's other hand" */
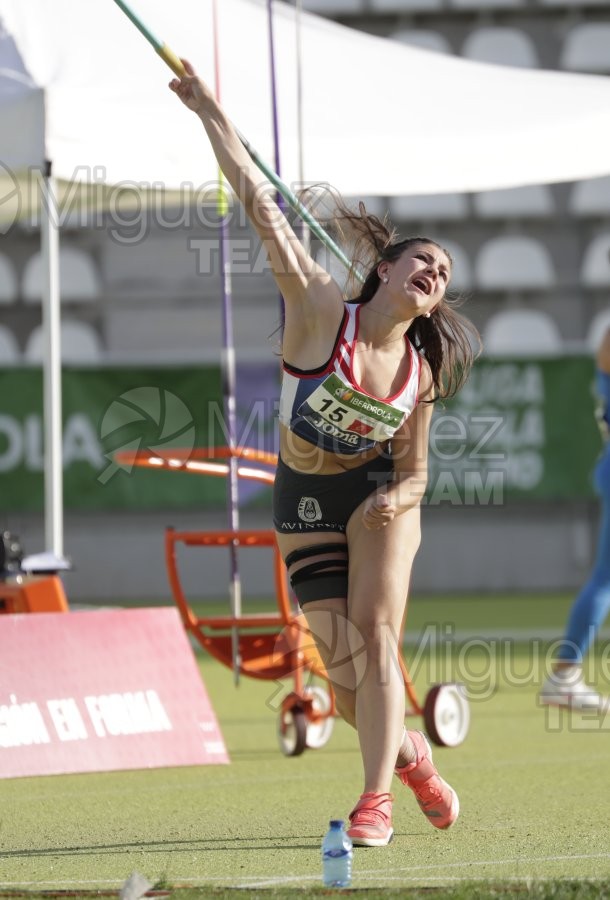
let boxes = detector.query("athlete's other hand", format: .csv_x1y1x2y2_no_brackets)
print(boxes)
362,492,396,530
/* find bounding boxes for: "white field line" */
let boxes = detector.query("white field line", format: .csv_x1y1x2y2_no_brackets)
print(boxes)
236,852,610,889
2,851,610,891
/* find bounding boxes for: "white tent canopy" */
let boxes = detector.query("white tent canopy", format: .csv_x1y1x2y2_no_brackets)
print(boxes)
1,0,610,199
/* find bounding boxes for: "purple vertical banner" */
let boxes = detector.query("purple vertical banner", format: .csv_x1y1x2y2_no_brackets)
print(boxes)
235,360,280,506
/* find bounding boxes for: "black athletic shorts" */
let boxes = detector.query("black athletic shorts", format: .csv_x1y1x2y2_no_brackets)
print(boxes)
273,454,394,534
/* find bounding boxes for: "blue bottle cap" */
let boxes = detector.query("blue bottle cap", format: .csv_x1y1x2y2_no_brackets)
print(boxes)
329,819,344,827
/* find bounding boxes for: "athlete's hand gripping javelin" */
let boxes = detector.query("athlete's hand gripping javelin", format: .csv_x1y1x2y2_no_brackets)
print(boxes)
168,58,211,114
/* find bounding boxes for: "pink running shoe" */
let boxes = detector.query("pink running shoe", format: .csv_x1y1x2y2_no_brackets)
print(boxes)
347,792,394,847
394,730,459,830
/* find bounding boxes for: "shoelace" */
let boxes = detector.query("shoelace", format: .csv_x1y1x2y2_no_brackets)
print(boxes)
351,806,388,826
350,794,392,826
411,777,444,807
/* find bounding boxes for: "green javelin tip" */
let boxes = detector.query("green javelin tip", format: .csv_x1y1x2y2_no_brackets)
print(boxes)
113,0,163,51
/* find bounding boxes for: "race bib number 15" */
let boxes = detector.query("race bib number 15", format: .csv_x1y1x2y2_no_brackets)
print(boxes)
298,372,405,446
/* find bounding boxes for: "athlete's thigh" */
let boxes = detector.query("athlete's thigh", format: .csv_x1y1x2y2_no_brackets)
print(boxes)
275,531,346,560
299,597,363,693
345,503,422,629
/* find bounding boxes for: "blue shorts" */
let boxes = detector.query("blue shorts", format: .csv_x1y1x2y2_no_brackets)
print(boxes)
273,454,394,534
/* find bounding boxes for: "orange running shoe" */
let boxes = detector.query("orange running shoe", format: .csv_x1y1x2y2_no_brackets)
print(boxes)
394,730,459,830
347,792,394,847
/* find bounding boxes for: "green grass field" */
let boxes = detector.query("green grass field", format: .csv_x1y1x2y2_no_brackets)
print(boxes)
2,593,610,899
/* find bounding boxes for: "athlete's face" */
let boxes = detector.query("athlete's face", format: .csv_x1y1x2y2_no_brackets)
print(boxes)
379,242,451,315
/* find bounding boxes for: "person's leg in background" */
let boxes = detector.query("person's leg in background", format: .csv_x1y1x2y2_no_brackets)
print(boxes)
540,454,610,709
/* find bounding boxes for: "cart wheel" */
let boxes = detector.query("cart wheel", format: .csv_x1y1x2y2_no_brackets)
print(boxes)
277,706,307,757
423,683,470,748
304,686,334,750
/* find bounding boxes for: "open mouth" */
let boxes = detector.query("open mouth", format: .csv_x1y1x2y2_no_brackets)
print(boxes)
412,277,432,295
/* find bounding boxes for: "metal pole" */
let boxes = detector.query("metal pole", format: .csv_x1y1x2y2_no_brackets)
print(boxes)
40,161,63,557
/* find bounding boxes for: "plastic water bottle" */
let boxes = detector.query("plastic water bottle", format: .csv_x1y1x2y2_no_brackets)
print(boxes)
321,819,353,888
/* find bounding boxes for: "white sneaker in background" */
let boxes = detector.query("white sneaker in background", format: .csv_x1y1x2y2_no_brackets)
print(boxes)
539,665,603,710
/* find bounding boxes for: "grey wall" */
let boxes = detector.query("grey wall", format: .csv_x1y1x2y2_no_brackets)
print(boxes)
4,502,598,603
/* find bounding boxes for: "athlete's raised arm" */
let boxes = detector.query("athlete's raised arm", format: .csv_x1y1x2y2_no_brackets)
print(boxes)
169,59,343,326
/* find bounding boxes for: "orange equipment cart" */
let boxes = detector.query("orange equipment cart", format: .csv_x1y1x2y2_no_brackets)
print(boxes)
115,445,470,755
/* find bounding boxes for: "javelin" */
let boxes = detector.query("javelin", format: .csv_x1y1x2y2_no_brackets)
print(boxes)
111,0,365,283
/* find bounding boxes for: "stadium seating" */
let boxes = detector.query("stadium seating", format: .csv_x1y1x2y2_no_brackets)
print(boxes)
450,0,526,10
560,24,610,73
390,193,469,222
105,307,217,363
24,320,104,364
349,195,387,219
473,185,555,219
389,28,452,54
569,177,610,217
302,0,365,11
105,303,282,364
371,0,443,11
587,309,610,351
581,234,610,288
436,238,473,293
461,27,540,68
22,247,102,303
482,309,562,355
539,0,602,7
0,325,20,364
4,2,608,374
475,235,556,290
0,253,18,304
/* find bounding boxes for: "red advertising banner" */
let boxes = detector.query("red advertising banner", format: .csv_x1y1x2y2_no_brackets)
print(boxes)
0,607,229,778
